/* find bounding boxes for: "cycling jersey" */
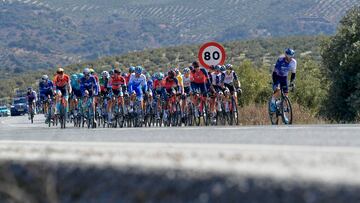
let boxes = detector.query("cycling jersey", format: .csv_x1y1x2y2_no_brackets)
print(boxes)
147,79,154,92
274,56,297,77
80,75,99,97
161,77,179,91
128,73,147,100
99,77,109,92
210,72,224,86
27,91,37,103
125,73,132,85
70,78,80,90
109,74,126,91
153,79,162,90
53,74,70,88
183,74,191,87
223,71,238,85
190,68,209,84
39,80,54,94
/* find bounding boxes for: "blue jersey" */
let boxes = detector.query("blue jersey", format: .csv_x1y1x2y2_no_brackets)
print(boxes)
147,79,153,91
71,78,81,90
39,80,54,95
80,75,98,96
274,56,297,77
128,73,148,94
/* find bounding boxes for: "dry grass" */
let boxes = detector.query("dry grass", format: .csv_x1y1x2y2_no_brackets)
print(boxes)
239,103,327,126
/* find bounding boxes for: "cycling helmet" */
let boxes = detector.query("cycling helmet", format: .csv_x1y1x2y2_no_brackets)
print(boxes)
83,68,90,75
145,72,151,78
27,86,33,91
135,66,143,74
215,65,222,71
78,73,84,78
220,65,226,72
122,72,128,77
157,72,164,80
285,48,295,58
89,68,95,74
71,74,78,80
225,64,233,70
152,72,158,80
57,68,64,74
42,75,49,80
183,68,190,74
101,71,109,78
129,66,135,73
109,70,114,76
192,61,199,68
167,70,175,79
174,68,180,75
114,68,121,74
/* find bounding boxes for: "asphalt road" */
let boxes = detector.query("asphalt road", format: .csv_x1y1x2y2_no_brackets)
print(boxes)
0,115,360,147
1,115,360,202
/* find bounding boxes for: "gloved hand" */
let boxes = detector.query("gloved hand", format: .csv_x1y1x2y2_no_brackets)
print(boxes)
236,88,243,96
289,83,295,92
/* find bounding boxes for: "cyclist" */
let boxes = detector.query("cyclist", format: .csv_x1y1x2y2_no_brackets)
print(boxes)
128,66,147,113
53,67,72,115
181,67,192,118
26,87,37,119
108,68,127,124
175,68,184,94
80,68,99,122
39,75,54,116
70,74,81,117
190,61,211,112
126,66,135,85
161,70,179,99
270,48,297,112
223,64,242,105
209,65,225,119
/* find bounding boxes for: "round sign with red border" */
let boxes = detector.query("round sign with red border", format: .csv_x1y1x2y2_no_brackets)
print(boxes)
198,42,226,69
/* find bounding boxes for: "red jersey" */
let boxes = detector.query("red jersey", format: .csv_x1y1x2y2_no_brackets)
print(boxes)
109,74,126,90
125,74,131,85
93,74,99,83
191,68,208,84
153,79,162,90
161,77,179,90
53,74,70,88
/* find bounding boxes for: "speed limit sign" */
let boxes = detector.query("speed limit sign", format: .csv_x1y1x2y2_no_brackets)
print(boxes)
198,42,226,69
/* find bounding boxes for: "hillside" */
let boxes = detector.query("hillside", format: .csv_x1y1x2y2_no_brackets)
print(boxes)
0,35,323,99
0,0,358,77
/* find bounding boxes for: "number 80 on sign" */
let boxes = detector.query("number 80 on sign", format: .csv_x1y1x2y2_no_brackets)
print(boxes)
198,42,226,69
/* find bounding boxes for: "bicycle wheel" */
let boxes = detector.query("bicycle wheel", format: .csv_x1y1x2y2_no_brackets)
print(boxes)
281,96,293,125
231,98,239,125
268,99,279,125
202,102,209,126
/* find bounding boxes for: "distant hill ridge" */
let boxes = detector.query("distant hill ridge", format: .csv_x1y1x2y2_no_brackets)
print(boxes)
0,0,357,76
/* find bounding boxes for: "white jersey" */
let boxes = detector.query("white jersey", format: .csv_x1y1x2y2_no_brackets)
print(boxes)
211,72,222,86
183,74,191,87
223,71,237,84
128,73,147,87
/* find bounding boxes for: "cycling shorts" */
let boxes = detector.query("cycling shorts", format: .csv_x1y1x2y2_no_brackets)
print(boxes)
191,82,207,96
224,83,235,94
272,75,288,93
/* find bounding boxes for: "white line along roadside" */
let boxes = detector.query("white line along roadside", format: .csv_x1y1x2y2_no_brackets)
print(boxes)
0,141,360,186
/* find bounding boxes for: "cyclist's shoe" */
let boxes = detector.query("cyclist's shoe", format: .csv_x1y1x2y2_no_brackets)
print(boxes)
283,116,289,124
270,100,277,112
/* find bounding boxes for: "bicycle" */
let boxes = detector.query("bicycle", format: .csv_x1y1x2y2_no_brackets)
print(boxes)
58,96,67,129
268,85,293,125
192,90,210,126
28,101,35,124
81,95,97,128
